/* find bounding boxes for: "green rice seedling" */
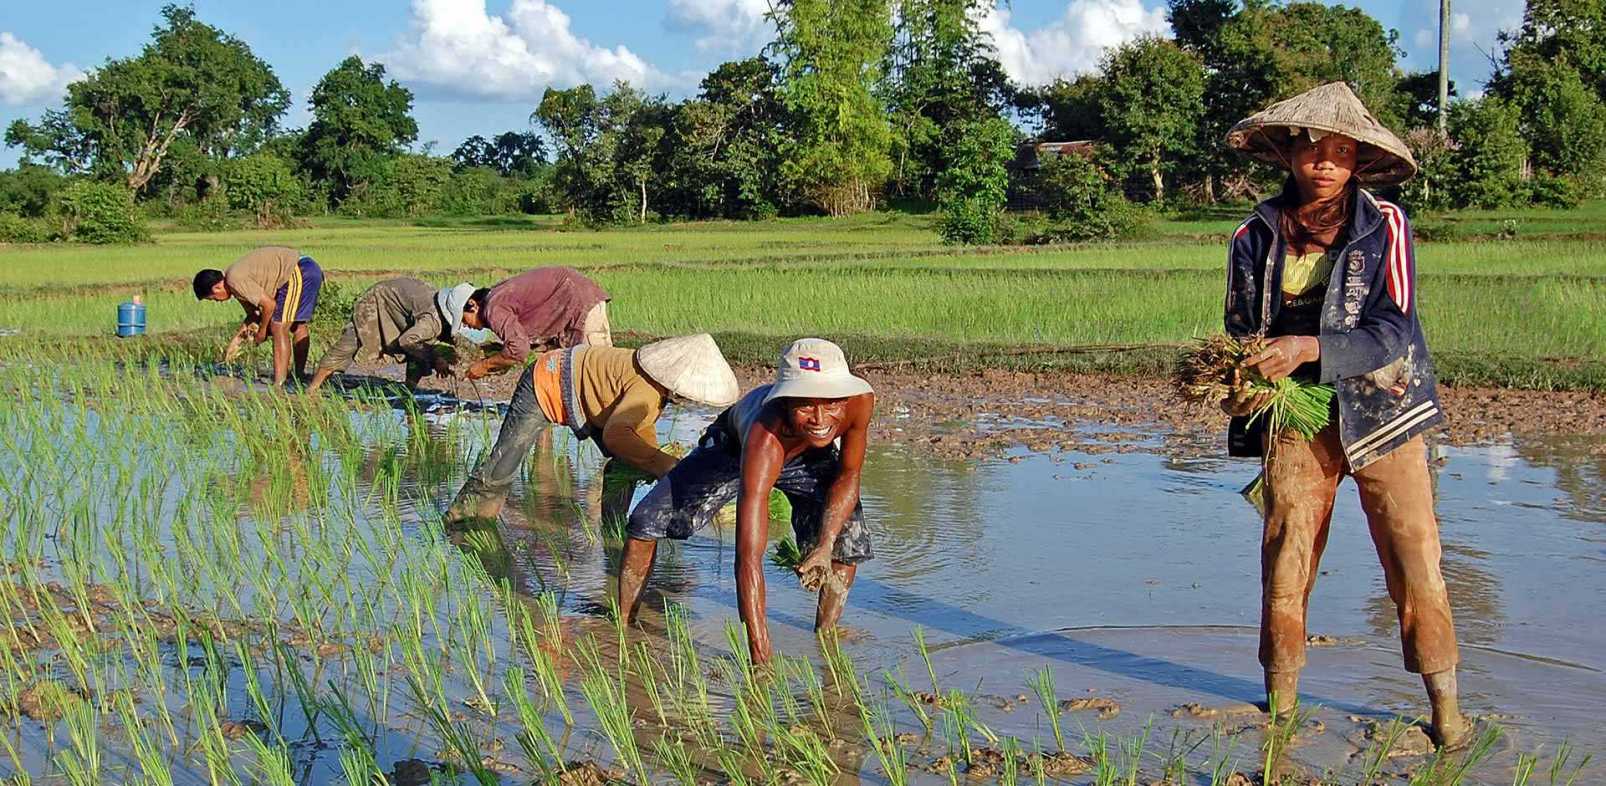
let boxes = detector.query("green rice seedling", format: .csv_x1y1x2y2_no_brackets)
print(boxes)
793,652,833,737
1172,333,1335,439
770,537,804,570
1262,698,1310,783
1084,728,1116,786
1155,727,1207,784
1548,741,1592,785
633,641,670,725
505,666,566,780
913,626,941,696
717,747,755,786
0,727,32,786
580,670,648,784
885,669,933,736
654,734,699,786
514,606,570,724
406,674,498,786
1515,752,1540,786
52,689,98,786
859,697,909,786
276,639,324,731
1028,667,1065,752
1361,716,1411,782
1001,737,1023,786
117,690,173,786
776,723,838,786
1030,745,1048,786
1206,726,1242,786
818,628,862,703
1407,722,1502,786
1118,717,1153,786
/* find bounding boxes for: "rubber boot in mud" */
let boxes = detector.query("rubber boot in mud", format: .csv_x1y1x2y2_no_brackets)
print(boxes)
1424,669,1471,750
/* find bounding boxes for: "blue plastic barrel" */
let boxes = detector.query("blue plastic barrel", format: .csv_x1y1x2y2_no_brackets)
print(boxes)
116,300,146,337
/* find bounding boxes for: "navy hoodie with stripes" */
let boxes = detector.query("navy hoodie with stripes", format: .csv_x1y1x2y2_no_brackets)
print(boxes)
1225,187,1443,470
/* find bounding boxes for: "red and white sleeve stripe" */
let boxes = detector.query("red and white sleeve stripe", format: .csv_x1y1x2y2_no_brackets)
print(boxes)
1378,202,1413,313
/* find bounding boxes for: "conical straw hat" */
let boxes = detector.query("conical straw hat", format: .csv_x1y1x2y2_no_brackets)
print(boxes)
1225,81,1417,186
636,334,740,407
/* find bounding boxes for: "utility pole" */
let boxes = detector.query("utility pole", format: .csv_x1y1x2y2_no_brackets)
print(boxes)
1438,0,1451,133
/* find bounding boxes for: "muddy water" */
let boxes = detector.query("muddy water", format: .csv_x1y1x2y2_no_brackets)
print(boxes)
405,399,1606,781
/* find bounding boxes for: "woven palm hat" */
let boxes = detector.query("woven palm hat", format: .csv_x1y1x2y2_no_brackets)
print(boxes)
1226,81,1417,186
635,334,740,407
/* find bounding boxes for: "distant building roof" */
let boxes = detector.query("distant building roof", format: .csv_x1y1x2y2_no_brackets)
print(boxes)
1011,140,1096,171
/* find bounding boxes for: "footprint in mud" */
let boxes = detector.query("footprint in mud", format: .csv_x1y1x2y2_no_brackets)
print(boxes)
1058,695,1121,719
927,749,1093,779
219,719,268,740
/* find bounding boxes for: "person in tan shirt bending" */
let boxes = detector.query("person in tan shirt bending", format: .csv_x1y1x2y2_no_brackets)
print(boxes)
193,246,325,386
445,334,739,527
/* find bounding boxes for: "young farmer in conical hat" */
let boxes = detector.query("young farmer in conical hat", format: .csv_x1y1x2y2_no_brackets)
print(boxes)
1222,82,1468,748
620,338,875,666
445,333,740,526
305,279,479,394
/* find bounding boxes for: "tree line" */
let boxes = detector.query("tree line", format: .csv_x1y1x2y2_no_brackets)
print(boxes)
3,0,1603,244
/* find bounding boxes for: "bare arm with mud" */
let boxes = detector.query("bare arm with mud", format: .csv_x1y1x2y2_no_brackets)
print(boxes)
736,423,787,665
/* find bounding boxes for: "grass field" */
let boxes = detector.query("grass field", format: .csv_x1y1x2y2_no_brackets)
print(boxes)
2,203,1603,389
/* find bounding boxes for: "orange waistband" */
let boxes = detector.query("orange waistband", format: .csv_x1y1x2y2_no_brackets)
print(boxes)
532,349,565,424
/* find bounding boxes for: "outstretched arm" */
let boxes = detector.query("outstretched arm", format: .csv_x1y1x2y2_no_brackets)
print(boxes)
736,425,785,665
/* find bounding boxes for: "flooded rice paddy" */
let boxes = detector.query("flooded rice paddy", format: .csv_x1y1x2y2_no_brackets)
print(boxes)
2,355,1603,784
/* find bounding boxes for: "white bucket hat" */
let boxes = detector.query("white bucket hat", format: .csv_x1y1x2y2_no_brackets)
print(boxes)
636,333,741,407
435,282,476,337
762,338,873,404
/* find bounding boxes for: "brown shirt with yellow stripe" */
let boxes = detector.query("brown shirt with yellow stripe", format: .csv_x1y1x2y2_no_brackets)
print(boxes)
533,346,677,477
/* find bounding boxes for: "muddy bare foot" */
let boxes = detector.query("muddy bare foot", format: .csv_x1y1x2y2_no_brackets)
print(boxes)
1430,713,1474,751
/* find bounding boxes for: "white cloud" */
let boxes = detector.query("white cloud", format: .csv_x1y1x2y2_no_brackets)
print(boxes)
1402,0,1522,91
664,0,773,56
979,0,1170,87
385,0,668,101
0,32,82,106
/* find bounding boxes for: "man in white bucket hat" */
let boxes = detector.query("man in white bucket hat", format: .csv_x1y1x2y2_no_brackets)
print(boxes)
620,337,876,665
307,278,478,394
445,334,740,526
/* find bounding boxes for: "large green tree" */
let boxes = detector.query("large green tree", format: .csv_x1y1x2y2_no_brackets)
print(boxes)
299,56,418,205
769,0,895,215
534,82,673,223
4,5,288,191
1492,0,1606,186
661,58,790,219
1095,37,1207,201
883,0,1014,200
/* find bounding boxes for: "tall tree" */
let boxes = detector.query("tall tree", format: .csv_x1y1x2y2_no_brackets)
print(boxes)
534,82,672,223
1095,37,1207,201
883,0,1014,200
1492,0,1606,184
299,56,418,204
451,132,547,176
661,58,790,219
4,5,288,191
769,0,895,215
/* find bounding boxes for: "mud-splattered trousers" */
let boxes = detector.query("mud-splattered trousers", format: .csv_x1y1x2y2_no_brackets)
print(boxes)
627,423,874,564
1260,424,1458,676
445,368,552,522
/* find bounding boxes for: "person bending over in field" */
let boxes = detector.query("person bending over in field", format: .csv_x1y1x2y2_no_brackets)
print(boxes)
1221,82,1468,748
445,334,739,527
193,246,324,386
620,338,875,666
461,267,612,381
305,278,482,394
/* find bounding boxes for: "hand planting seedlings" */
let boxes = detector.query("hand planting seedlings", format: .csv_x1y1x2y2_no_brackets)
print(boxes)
1172,333,1335,440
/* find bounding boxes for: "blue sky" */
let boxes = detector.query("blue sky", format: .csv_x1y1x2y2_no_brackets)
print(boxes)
0,0,1525,169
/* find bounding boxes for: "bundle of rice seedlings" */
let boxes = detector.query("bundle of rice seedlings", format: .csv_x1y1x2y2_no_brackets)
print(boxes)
771,537,804,570
1172,333,1335,440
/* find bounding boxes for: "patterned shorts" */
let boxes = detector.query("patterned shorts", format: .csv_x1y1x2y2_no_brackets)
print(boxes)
272,256,323,324
627,424,874,564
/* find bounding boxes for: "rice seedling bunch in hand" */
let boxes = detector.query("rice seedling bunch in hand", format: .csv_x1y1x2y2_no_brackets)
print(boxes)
771,538,804,571
1173,334,1335,440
